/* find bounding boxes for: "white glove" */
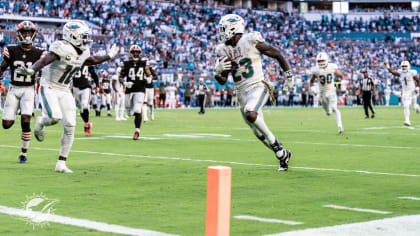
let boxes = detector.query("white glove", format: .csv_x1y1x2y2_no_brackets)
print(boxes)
214,56,232,76
16,67,35,76
285,70,294,89
124,81,134,89
108,44,119,59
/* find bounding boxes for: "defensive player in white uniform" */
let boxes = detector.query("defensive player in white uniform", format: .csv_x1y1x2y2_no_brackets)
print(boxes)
112,68,126,121
310,52,344,133
19,20,119,173
213,14,293,171
385,61,420,126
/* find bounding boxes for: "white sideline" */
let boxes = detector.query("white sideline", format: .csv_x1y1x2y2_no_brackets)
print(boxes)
0,205,177,236
398,197,420,201
264,214,420,236
323,205,391,214
234,215,303,225
0,145,419,177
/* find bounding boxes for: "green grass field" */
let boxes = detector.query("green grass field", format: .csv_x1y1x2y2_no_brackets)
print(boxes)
0,106,419,235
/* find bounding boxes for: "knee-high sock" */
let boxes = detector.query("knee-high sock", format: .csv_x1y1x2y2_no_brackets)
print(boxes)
242,114,271,149
81,109,89,123
333,108,343,128
142,105,148,120
21,121,31,151
253,115,276,145
60,125,75,157
134,113,142,129
404,105,410,122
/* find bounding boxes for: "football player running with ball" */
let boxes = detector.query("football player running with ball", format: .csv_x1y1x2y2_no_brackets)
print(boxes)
385,61,420,126
119,45,152,140
0,21,47,163
309,52,344,133
214,14,293,171
18,20,119,173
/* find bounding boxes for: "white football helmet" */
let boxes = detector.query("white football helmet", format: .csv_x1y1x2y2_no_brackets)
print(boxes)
63,20,91,51
401,61,410,72
217,14,245,43
316,52,329,69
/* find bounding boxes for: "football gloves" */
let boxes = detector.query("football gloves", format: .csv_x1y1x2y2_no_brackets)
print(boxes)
124,81,134,89
108,44,119,59
16,67,35,76
214,56,232,76
284,70,294,90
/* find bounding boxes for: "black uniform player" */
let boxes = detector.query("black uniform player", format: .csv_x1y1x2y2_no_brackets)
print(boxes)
0,21,46,163
143,60,157,121
119,45,151,140
100,71,112,116
73,64,98,136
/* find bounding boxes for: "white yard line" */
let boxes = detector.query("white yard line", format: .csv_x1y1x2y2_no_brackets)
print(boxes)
323,205,391,214
0,145,419,177
0,205,177,236
264,214,420,236
234,215,303,225
397,197,420,201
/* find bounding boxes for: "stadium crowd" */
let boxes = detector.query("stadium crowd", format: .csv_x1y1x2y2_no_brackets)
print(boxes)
0,0,419,109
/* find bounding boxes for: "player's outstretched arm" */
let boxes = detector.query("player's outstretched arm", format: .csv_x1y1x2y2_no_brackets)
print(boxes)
32,52,59,73
384,62,400,76
85,44,119,65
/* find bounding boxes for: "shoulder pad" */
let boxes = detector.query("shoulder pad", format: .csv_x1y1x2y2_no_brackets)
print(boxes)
49,40,70,58
215,44,227,57
248,32,265,45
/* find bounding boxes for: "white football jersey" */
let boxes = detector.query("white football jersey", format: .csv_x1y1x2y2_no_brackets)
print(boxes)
397,69,418,92
215,32,265,91
41,40,90,89
310,63,338,94
112,75,123,92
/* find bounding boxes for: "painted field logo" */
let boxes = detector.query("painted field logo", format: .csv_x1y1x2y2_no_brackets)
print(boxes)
20,193,58,229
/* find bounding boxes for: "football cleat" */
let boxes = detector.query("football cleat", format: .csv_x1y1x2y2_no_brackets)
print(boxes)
151,113,155,120
271,139,292,171
277,149,292,172
364,116,369,119
371,113,375,118
404,121,411,127
84,122,92,136
34,117,45,142
55,160,73,173
116,117,121,121
107,113,112,117
19,155,27,164
338,126,344,134
133,131,140,140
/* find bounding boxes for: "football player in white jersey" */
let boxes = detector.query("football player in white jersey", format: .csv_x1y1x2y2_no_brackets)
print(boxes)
213,14,293,171
112,67,126,121
309,52,344,133
18,20,119,173
385,61,420,126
